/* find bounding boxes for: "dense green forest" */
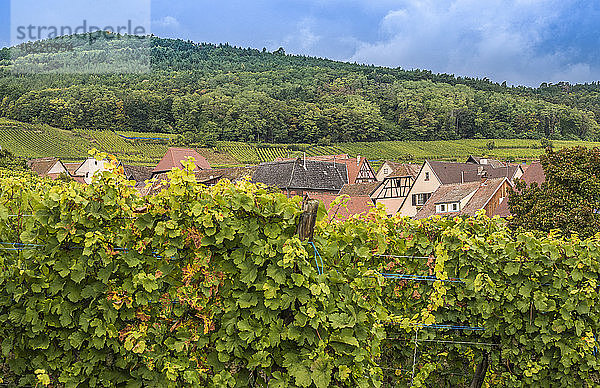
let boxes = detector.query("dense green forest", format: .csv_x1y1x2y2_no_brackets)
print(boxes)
1,34,600,143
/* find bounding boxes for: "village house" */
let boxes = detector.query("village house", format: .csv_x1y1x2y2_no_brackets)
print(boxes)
194,166,258,186
122,165,154,188
397,160,524,217
276,154,377,184
493,161,546,217
73,158,111,184
338,181,381,197
310,155,377,183
252,157,348,197
414,177,513,219
376,161,421,181
27,157,70,179
372,163,421,215
307,192,375,221
142,166,258,196
62,162,87,184
152,147,212,177
64,162,84,178
465,155,507,168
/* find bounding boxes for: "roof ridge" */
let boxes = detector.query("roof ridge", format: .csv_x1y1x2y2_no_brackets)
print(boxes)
332,160,346,185
168,146,196,151
287,158,297,190
479,178,511,210
169,148,177,169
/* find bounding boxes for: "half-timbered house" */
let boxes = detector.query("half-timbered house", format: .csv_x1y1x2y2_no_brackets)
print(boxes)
370,163,421,215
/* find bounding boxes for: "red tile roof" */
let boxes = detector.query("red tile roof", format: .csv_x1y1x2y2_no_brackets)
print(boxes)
311,156,375,183
428,160,520,184
338,182,382,197
64,162,84,176
389,163,421,178
415,178,509,219
27,157,60,176
153,147,211,174
275,155,375,184
308,193,374,221
195,166,258,184
521,161,545,185
378,162,421,178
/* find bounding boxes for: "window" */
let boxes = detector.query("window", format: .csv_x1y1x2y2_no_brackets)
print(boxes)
437,202,459,213
383,168,389,174
412,193,432,207
425,172,430,181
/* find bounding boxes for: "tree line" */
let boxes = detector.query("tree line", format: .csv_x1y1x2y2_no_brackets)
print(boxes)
1,35,599,143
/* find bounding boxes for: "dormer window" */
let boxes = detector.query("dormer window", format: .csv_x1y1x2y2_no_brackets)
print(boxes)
436,202,460,213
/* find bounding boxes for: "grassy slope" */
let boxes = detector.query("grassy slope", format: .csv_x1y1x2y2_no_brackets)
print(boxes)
2,118,600,167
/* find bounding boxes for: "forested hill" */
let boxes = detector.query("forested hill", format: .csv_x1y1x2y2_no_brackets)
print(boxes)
1,34,600,143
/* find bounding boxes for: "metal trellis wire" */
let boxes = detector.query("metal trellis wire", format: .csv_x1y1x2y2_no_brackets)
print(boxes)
310,241,324,275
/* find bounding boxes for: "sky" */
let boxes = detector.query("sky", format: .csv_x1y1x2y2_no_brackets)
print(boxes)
1,0,599,87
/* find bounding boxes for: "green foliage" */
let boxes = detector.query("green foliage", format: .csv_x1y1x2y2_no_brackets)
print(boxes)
0,148,26,170
318,210,600,387
540,138,554,149
174,128,218,148
0,157,386,387
509,147,600,238
6,115,600,167
3,153,600,386
1,37,600,142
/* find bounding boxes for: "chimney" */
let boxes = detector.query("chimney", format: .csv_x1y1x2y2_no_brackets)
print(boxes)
357,155,361,166
303,152,307,170
461,171,464,184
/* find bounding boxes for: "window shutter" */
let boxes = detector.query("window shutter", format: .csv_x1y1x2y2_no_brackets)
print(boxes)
412,194,416,206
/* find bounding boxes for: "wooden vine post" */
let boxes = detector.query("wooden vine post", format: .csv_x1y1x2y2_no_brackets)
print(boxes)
469,352,489,388
297,198,319,242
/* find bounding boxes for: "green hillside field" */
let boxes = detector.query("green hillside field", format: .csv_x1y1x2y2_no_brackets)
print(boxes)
217,138,600,165
2,118,600,167
0,119,235,166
